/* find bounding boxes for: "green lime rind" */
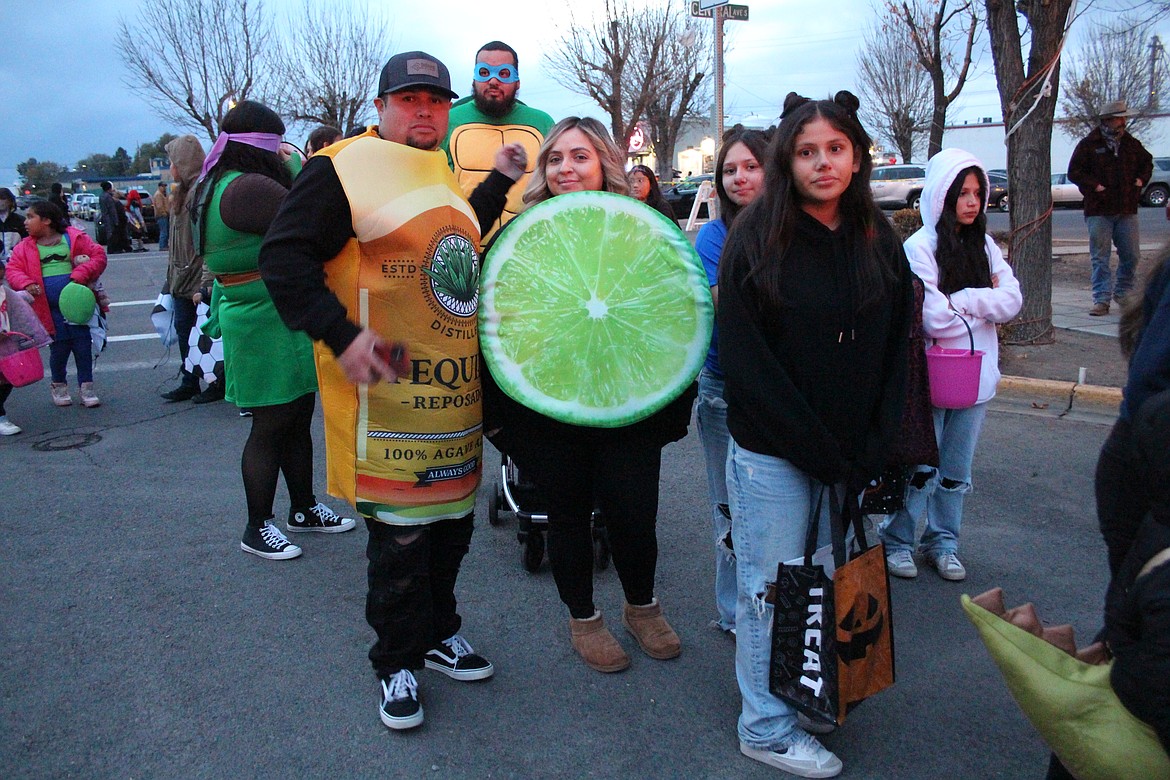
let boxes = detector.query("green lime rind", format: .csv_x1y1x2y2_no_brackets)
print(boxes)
480,191,713,428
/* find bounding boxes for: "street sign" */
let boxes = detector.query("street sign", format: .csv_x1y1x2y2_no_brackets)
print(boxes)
691,2,748,20
698,0,729,9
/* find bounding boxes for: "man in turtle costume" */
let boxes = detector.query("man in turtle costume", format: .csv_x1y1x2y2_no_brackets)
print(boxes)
441,40,554,242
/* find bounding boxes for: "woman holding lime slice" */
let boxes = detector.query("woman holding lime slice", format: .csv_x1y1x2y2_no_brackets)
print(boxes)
485,117,689,673
717,92,912,777
695,125,771,637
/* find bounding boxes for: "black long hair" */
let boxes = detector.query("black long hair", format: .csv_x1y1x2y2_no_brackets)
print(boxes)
935,165,992,295
28,201,70,235
192,101,290,250
714,124,772,226
720,91,896,312
628,164,673,215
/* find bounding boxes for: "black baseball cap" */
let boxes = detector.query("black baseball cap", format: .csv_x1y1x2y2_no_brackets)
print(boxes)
377,51,458,100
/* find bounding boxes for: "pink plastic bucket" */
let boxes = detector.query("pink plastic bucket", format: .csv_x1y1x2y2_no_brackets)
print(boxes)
0,333,45,387
925,346,984,409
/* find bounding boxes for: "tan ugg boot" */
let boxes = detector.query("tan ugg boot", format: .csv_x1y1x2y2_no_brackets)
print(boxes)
623,598,681,660
569,611,630,673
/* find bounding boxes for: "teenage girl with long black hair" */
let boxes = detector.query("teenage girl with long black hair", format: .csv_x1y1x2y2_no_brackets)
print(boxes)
718,91,912,777
878,149,1022,582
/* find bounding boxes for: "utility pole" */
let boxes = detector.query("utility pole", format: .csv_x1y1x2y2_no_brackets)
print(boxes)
1150,34,1164,110
713,7,724,146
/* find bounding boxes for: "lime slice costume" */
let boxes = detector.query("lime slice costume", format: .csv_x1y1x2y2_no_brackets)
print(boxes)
441,98,553,242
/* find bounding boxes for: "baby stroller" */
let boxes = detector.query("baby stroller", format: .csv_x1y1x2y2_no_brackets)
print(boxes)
489,456,611,573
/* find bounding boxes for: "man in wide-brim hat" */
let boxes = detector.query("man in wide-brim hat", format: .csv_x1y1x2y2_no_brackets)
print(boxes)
1068,98,1154,316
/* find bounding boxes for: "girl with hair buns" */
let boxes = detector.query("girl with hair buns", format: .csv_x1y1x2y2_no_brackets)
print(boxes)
695,124,771,635
193,100,355,561
717,92,912,777
488,116,691,673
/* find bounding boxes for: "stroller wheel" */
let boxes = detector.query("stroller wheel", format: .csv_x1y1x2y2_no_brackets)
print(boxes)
592,525,610,571
489,482,503,526
523,529,545,572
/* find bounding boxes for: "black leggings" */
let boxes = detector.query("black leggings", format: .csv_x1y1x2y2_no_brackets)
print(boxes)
509,430,662,619
241,392,316,525
0,383,11,415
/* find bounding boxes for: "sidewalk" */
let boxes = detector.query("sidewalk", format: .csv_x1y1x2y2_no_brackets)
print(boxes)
993,242,1164,415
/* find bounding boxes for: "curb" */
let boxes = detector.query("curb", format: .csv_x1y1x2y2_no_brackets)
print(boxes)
998,374,1122,412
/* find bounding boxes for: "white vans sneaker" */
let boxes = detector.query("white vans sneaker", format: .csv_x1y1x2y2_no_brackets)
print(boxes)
740,728,843,778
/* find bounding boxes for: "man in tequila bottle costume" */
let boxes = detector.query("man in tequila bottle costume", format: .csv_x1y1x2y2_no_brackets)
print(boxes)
259,50,527,731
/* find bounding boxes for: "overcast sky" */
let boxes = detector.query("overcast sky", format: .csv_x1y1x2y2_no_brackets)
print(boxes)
2,0,1162,188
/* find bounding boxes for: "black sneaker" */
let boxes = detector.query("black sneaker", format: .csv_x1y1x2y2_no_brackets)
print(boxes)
287,502,356,534
240,520,303,560
423,634,494,681
379,669,423,730
192,382,225,404
161,382,200,402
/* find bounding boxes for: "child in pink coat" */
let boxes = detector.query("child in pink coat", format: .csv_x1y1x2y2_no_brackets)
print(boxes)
6,201,107,407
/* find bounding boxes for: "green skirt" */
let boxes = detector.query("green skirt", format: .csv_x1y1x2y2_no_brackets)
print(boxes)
210,278,317,407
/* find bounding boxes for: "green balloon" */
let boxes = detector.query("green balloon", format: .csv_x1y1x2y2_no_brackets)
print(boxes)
58,282,97,325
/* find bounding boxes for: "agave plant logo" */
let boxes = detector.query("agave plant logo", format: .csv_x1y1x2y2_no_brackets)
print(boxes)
425,234,479,318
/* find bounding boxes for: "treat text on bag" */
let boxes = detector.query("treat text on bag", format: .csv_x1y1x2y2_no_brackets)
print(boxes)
800,587,825,696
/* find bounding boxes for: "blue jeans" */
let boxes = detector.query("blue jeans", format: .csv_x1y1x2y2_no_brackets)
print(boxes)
697,368,736,631
726,439,833,750
157,216,170,250
879,402,988,556
1086,215,1140,304
44,273,93,384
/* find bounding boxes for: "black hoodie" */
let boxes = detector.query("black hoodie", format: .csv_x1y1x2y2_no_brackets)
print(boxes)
718,209,912,490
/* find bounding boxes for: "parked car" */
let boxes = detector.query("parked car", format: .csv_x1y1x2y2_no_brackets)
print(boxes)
1142,157,1170,207
988,172,1010,212
869,164,926,210
1051,173,1084,208
662,174,713,220
15,194,47,210
70,193,99,221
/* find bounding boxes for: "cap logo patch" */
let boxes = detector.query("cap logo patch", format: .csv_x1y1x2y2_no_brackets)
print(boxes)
406,59,439,78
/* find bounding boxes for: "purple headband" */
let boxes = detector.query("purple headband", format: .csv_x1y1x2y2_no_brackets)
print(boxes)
199,132,283,180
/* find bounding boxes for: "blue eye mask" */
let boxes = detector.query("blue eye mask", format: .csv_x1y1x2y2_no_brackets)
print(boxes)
472,62,518,83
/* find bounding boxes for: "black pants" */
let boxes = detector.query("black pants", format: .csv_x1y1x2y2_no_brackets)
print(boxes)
1095,418,1149,577
510,431,662,619
173,296,198,386
240,392,315,524
0,383,11,415
365,514,472,678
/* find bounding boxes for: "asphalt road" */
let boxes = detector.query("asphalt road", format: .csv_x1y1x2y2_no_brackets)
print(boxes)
1,243,1119,778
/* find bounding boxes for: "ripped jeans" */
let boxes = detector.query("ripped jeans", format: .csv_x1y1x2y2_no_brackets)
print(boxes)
365,515,473,679
726,439,833,750
696,368,737,631
880,403,988,556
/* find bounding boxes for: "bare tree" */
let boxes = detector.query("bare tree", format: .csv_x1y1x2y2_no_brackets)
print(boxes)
269,1,392,137
1058,17,1168,139
116,0,276,143
889,0,980,158
545,0,687,151
984,0,1076,344
856,20,932,163
644,18,713,181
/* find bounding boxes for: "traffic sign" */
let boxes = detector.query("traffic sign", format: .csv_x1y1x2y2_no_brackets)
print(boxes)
699,0,729,8
691,2,748,20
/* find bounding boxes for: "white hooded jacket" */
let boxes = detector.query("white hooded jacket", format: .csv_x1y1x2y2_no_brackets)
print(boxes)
904,148,1022,404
